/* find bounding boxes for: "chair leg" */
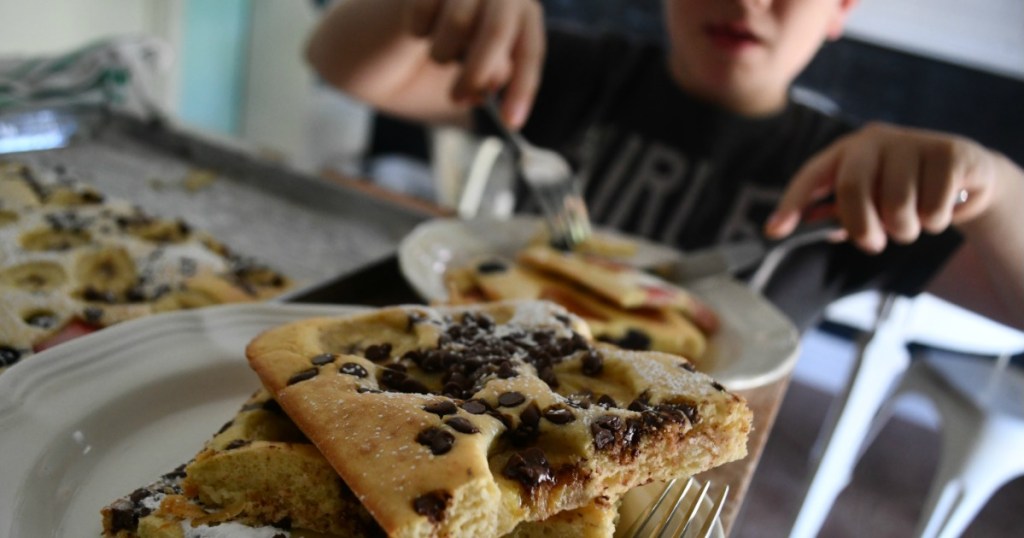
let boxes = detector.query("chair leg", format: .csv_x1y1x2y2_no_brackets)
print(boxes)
917,413,1024,538
788,320,911,538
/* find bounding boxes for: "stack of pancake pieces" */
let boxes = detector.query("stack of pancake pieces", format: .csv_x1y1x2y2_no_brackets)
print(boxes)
102,301,751,538
444,244,720,366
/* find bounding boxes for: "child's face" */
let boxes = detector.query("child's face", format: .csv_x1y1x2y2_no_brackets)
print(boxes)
663,0,856,115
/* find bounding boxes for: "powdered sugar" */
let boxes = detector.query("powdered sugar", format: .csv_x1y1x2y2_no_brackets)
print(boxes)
181,521,289,538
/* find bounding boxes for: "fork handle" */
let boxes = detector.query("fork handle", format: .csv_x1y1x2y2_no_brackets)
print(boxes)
482,94,528,158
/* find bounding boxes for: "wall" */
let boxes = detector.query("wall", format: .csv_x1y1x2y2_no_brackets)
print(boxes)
176,0,251,135
844,0,1024,81
239,0,321,165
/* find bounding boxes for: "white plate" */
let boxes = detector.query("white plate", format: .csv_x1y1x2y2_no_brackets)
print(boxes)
0,303,368,538
398,217,800,391
0,302,722,538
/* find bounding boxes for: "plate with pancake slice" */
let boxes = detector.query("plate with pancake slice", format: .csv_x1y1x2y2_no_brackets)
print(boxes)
0,302,741,537
398,217,800,390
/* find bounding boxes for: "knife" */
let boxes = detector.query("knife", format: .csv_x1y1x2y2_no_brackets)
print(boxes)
666,218,841,286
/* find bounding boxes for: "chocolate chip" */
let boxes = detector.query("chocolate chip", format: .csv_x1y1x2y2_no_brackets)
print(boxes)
510,402,542,446
488,410,515,430
679,361,697,372
503,447,555,489
660,402,700,424
287,368,319,385
401,378,431,394
461,400,488,414
311,353,336,366
612,328,652,350
424,400,458,417
416,427,455,455
82,287,117,303
520,402,541,427
498,391,526,408
712,381,726,392
595,415,623,431
128,487,151,504
445,417,480,434
413,490,451,522
107,499,138,532
591,415,624,451
542,405,576,425
225,439,251,450
597,394,617,408
591,425,616,450
497,361,518,379
476,260,507,274
364,343,392,362
537,364,559,388
581,350,603,376
24,311,58,329
216,420,234,434
339,362,368,378
82,306,103,323
379,368,407,389
0,346,23,367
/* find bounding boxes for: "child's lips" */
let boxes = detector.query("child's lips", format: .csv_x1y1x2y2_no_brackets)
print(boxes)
704,22,762,51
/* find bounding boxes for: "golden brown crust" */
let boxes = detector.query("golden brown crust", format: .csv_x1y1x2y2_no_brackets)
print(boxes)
246,301,751,538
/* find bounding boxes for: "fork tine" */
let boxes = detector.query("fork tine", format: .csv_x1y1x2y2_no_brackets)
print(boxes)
670,480,710,538
630,478,687,537
692,484,729,538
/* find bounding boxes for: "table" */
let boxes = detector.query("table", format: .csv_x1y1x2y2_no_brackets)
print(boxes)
698,376,790,535
290,251,791,536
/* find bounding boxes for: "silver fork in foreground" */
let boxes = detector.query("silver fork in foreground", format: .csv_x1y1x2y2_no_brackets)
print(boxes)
627,478,729,538
482,96,592,249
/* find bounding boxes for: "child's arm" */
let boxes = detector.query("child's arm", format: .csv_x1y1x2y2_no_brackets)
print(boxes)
766,122,1024,330
305,0,545,129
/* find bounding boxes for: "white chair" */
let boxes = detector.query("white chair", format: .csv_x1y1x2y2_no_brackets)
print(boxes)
788,291,1024,538
870,347,1024,537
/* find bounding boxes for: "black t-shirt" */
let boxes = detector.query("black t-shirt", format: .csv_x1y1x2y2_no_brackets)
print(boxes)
477,28,962,331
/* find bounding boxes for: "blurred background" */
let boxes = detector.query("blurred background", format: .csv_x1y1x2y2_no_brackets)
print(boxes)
3,0,1021,198
2,1,1021,535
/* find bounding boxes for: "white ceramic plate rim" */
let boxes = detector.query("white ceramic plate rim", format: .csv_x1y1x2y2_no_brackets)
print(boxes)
0,302,370,538
398,217,800,391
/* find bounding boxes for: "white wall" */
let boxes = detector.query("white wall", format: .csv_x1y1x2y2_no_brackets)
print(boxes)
240,0,321,167
845,0,1024,80
0,0,184,112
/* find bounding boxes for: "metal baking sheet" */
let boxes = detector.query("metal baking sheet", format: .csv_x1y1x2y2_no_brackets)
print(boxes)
2,106,434,293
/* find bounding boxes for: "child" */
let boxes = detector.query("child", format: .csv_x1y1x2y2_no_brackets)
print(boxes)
306,0,1023,331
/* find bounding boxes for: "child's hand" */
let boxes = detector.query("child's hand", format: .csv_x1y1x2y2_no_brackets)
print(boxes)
765,123,1000,253
405,0,545,128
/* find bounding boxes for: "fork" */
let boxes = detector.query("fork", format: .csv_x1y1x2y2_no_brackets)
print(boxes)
482,95,592,249
626,478,728,538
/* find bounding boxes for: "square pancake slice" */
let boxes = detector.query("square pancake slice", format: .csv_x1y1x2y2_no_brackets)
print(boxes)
246,301,751,538
100,390,618,538
516,245,719,334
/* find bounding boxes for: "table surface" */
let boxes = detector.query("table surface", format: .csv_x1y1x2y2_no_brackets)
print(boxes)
289,249,791,536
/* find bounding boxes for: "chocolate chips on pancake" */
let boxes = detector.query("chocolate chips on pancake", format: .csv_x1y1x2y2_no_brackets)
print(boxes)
246,301,752,538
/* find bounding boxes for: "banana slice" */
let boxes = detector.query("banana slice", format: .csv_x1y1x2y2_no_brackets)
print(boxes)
152,288,218,312
75,246,138,296
20,228,92,251
0,261,68,292
44,186,105,206
0,209,18,227
124,217,191,244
